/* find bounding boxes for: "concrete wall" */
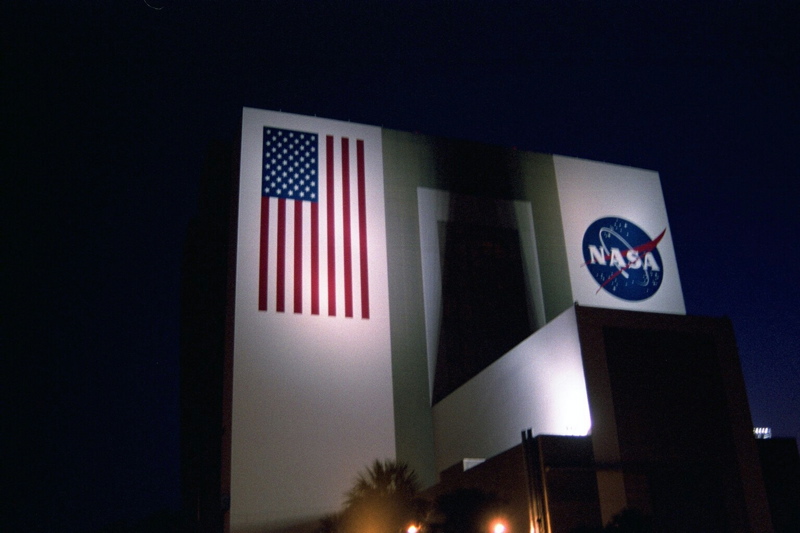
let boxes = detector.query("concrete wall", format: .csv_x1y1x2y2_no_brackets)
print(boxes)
230,109,396,531
227,110,690,531
431,306,591,473
554,156,685,314
575,305,773,531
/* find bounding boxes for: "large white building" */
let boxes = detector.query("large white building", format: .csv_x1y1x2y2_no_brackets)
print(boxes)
181,108,770,533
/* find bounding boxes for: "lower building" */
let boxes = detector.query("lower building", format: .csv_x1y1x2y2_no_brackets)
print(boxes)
756,438,800,533
427,305,774,532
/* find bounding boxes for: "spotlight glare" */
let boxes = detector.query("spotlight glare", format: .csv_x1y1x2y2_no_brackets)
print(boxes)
492,520,507,533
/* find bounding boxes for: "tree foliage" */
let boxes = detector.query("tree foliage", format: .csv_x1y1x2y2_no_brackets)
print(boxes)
321,460,426,533
345,459,420,508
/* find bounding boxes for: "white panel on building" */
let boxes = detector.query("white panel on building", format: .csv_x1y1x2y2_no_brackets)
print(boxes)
553,155,685,314
230,109,395,531
431,306,591,473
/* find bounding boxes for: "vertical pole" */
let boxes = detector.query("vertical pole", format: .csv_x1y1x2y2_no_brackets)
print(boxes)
522,429,548,533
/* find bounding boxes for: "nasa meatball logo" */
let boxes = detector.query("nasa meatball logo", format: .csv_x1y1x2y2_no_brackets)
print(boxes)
582,217,666,301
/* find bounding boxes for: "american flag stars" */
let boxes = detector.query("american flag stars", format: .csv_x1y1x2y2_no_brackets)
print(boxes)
262,128,319,201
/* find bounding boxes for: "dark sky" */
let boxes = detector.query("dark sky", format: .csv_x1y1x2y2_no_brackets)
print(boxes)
7,2,799,531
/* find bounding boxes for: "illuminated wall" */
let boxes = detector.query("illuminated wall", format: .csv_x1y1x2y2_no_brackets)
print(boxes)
553,155,685,314
380,129,684,474
228,110,686,531
431,306,591,473
230,109,395,531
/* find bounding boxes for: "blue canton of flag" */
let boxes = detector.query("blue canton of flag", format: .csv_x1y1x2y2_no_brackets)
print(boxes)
263,127,319,201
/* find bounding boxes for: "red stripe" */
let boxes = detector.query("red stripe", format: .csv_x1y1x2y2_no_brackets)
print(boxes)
356,140,370,319
276,198,287,313
294,201,303,313
341,138,353,318
326,135,336,316
258,197,270,311
311,202,319,315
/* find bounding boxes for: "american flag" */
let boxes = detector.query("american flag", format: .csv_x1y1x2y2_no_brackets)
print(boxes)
258,126,370,319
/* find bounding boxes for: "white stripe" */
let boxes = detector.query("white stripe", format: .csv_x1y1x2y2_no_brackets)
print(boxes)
332,138,345,316
348,139,364,318
301,198,312,313
318,137,331,315
284,198,296,312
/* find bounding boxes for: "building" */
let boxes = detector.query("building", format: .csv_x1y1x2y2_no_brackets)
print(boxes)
182,109,774,532
756,438,800,533
429,305,775,532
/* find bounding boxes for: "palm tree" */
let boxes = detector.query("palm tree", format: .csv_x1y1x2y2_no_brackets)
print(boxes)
337,460,425,533
345,460,420,508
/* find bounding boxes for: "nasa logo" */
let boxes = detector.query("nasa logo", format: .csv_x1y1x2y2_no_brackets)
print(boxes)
582,217,666,301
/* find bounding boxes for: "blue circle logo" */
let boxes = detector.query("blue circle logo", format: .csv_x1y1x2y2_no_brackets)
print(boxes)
582,217,666,301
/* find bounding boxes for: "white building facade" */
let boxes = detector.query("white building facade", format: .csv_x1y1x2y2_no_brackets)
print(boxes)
227,108,685,532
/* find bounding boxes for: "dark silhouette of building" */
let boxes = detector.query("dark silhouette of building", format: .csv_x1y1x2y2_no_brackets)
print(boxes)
180,140,236,532
756,438,800,533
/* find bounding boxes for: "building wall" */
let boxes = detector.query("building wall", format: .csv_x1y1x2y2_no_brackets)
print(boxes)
757,438,800,533
381,129,565,482
229,109,396,531
427,436,603,533
381,129,687,481
426,307,775,532
518,152,573,323
381,129,444,488
426,445,532,533
431,306,591,473
575,305,773,531
225,109,691,531
553,156,685,315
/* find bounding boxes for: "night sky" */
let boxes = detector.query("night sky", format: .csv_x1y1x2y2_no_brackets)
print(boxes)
7,2,799,531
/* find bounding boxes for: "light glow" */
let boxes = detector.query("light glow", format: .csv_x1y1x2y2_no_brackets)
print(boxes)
492,520,507,533
753,427,772,439
431,306,592,472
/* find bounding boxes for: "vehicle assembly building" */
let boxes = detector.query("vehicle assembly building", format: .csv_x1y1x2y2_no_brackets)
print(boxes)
181,108,774,532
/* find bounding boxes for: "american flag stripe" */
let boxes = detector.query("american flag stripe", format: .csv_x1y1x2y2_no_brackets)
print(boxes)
326,135,336,316
310,201,319,315
341,137,353,318
356,139,370,319
276,198,287,312
258,126,370,319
